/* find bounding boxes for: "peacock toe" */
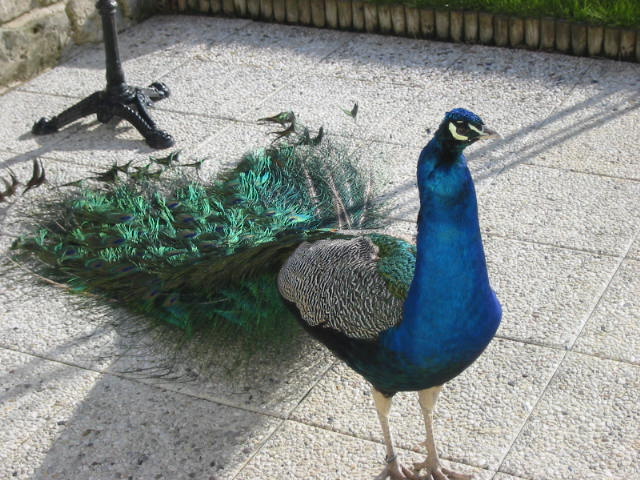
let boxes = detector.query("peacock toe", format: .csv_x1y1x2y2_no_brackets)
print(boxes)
375,458,420,480
412,460,473,480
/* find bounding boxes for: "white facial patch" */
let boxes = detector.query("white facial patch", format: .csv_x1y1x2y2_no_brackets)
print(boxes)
448,122,468,141
468,124,483,135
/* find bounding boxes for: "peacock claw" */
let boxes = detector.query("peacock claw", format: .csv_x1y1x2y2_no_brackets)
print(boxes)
375,457,420,480
412,460,473,480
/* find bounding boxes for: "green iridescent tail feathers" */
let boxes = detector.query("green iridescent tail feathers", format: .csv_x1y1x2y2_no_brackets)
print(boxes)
10,115,386,346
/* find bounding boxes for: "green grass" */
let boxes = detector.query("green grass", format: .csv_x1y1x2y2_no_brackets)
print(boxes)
391,0,640,28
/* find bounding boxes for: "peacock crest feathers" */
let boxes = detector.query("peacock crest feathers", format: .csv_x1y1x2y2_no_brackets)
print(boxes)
9,115,386,349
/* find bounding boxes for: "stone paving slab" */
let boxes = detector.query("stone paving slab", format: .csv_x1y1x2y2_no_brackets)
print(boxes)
628,235,640,260
239,420,494,480
319,32,465,84
573,259,640,364
519,92,640,181
110,333,337,416
193,21,353,68
189,119,285,172
0,91,86,154
570,57,640,97
0,151,85,200
0,275,122,371
35,110,229,167
500,352,640,480
494,57,640,179
17,47,188,100
290,338,563,471
159,59,295,118
479,164,640,256
382,48,594,151
485,237,619,348
112,15,252,59
26,368,281,480
246,74,420,143
0,349,102,480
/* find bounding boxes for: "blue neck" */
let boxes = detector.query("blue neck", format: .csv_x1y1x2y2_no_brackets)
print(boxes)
382,138,500,366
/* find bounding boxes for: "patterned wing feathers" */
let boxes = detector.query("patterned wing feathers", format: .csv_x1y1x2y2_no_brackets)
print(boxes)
278,236,404,339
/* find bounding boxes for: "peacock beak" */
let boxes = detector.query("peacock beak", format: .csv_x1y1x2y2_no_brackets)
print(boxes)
478,125,501,140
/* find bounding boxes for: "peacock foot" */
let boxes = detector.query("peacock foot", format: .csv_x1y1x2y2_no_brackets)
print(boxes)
412,458,473,480
375,455,420,480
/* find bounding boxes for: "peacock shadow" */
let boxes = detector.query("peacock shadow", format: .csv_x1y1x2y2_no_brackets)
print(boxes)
0,243,336,478
8,300,337,479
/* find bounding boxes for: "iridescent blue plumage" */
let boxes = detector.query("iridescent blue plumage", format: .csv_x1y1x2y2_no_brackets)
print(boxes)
445,107,484,125
381,111,501,388
287,110,501,392
280,108,501,479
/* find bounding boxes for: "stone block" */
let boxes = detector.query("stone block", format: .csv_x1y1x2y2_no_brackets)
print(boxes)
65,0,150,44
464,11,478,42
0,3,70,87
377,5,391,34
118,0,156,19
65,0,101,43
0,0,35,24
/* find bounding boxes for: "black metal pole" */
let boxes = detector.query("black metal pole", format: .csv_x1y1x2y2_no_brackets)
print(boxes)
32,0,174,149
99,0,127,95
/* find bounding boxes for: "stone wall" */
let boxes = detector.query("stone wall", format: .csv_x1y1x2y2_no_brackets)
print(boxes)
0,0,155,88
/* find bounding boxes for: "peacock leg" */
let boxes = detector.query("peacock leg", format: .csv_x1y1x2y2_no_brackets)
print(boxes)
372,388,419,480
413,386,472,480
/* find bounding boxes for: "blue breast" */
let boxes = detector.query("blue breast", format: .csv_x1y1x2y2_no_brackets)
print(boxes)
377,139,501,391
299,138,501,394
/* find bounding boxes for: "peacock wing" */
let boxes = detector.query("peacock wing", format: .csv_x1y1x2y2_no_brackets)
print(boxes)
277,234,416,340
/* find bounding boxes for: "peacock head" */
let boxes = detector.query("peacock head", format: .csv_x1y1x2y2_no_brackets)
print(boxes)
437,108,500,149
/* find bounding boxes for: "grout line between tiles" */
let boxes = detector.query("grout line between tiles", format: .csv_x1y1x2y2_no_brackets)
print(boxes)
0,343,292,421
229,417,288,480
492,334,640,368
286,360,340,417
380,216,629,259
492,229,637,477
504,161,640,184
567,228,640,351
478,62,596,192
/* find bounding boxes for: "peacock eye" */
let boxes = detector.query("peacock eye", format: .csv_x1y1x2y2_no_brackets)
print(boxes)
448,121,470,141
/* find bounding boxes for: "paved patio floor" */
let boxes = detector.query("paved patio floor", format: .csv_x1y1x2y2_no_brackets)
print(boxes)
1,14,639,480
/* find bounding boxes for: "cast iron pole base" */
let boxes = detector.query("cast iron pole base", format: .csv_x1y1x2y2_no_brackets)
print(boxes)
32,0,174,149
32,83,174,149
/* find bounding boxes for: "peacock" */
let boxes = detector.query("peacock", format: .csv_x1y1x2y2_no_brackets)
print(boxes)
8,108,501,480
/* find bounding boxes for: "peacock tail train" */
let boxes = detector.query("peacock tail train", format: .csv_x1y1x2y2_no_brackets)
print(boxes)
9,121,386,349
